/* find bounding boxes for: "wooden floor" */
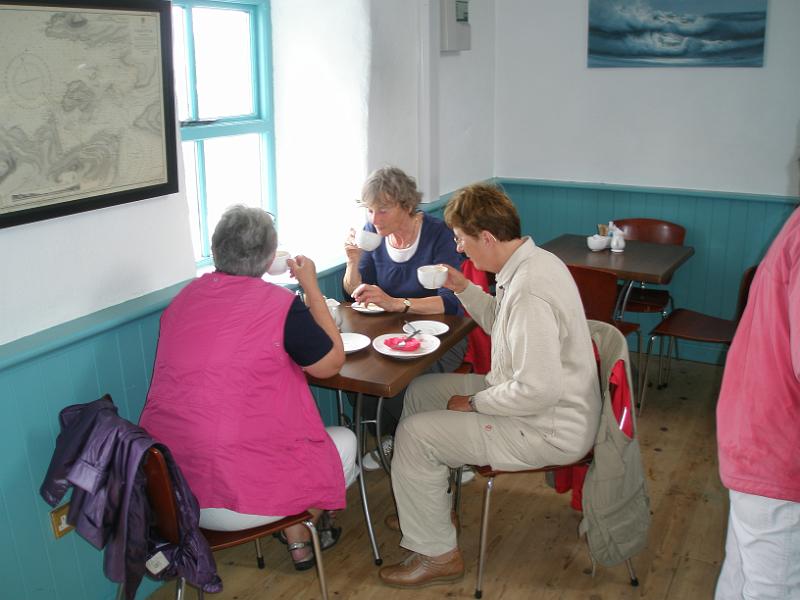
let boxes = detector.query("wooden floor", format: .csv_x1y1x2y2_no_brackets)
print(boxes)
148,359,729,600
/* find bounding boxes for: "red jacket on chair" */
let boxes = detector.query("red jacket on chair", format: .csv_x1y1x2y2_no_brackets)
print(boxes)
461,259,492,374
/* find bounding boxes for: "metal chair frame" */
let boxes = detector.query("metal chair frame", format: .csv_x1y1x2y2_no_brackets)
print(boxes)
118,447,329,600
639,265,757,413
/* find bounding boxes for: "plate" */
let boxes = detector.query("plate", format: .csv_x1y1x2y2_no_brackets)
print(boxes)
351,302,385,314
403,320,449,336
372,333,441,360
341,332,370,354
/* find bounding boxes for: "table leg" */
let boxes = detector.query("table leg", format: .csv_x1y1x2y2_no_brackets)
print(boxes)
355,392,383,565
615,280,635,320
374,396,392,474
336,390,351,429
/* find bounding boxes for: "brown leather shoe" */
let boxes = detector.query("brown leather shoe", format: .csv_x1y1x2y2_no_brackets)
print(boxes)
385,511,459,533
379,548,464,588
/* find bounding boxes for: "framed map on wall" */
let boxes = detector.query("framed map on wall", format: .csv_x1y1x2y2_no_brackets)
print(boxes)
588,0,767,68
0,0,177,228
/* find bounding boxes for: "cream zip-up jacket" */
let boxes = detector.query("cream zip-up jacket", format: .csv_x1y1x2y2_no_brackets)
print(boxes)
456,238,601,467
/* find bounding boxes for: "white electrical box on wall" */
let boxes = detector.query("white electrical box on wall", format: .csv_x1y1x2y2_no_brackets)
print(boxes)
441,0,470,52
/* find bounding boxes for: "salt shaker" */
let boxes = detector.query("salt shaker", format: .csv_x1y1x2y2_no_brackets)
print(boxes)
610,230,626,253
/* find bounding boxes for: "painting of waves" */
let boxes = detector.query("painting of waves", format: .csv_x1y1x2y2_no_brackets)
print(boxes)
588,0,767,67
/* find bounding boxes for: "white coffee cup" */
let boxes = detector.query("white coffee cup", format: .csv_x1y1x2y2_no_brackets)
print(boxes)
355,229,382,251
267,250,290,275
417,264,448,289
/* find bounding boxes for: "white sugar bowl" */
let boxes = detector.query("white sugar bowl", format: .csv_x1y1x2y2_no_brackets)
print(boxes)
587,234,609,251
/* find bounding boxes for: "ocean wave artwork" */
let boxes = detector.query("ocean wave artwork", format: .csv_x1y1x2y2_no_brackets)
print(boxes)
588,0,766,67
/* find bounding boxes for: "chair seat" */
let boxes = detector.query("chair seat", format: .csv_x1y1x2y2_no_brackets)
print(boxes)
650,308,737,344
474,453,593,478
201,512,312,552
613,320,640,338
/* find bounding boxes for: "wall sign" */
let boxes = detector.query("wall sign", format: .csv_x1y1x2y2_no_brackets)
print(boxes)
0,0,177,228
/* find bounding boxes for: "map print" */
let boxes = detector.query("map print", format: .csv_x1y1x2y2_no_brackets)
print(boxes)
0,5,168,215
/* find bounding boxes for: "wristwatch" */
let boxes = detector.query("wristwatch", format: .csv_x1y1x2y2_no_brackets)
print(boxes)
468,395,477,412
402,298,411,313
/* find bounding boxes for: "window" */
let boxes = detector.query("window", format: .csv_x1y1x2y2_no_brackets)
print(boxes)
171,0,275,267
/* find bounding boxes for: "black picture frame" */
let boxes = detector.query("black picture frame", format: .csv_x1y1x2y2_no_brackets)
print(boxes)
0,0,177,228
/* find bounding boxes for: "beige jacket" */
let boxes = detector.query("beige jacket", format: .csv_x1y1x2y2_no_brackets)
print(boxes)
456,238,601,469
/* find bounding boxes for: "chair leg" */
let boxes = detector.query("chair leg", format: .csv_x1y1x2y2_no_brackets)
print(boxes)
254,537,265,569
374,396,391,474
638,335,657,415
658,336,675,390
625,558,639,587
304,519,329,600
474,476,495,599
176,577,187,600
452,467,464,531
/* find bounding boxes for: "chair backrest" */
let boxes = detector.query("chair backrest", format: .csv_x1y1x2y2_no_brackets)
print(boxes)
568,265,618,322
614,218,686,246
734,265,758,322
143,447,181,545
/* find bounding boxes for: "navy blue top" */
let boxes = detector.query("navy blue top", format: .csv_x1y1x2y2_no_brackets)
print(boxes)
284,296,333,366
358,212,463,315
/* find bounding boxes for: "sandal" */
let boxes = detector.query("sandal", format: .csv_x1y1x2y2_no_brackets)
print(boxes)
273,511,343,552
287,541,315,571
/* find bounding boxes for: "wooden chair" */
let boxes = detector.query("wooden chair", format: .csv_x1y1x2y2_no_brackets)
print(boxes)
568,265,642,379
638,265,757,413
140,447,329,600
614,218,687,317
456,321,641,598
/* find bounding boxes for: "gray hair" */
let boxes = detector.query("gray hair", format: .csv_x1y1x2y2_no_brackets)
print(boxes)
211,205,278,277
361,166,422,214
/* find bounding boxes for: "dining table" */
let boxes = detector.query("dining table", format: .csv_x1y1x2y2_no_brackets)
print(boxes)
541,234,695,318
306,302,476,565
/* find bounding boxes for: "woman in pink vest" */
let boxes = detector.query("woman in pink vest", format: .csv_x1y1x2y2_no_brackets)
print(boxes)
140,205,357,571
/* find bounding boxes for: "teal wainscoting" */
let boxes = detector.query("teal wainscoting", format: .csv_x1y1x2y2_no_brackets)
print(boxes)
499,178,798,363
0,283,186,600
0,268,351,600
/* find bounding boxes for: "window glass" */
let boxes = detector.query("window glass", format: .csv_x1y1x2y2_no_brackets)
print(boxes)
193,7,254,119
171,6,190,122
172,0,273,266
204,134,263,238
181,141,201,259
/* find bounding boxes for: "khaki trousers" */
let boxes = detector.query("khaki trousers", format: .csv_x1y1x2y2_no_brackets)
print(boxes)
392,372,489,556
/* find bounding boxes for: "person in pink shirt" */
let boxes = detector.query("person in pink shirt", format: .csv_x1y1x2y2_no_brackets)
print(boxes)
140,205,357,571
715,206,800,599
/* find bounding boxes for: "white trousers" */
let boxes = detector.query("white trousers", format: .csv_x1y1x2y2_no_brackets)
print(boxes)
715,489,800,600
199,426,358,531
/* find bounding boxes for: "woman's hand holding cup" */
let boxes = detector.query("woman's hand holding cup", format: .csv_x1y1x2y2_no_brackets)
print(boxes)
288,255,319,291
440,264,469,293
344,228,362,264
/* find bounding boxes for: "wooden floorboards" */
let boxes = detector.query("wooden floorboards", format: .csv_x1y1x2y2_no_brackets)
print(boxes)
147,359,728,600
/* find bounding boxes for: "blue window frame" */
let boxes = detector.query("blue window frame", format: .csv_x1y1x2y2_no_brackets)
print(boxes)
171,0,276,267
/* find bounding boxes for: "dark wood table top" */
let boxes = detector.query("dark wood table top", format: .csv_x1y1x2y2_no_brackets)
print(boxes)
541,234,695,284
306,303,476,397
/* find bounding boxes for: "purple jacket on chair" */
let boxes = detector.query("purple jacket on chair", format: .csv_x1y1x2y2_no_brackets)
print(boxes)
39,395,222,599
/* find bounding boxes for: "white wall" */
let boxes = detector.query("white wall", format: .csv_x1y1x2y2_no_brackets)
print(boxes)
0,175,195,346
271,0,370,265
368,0,495,199
494,1,800,197
438,0,495,195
